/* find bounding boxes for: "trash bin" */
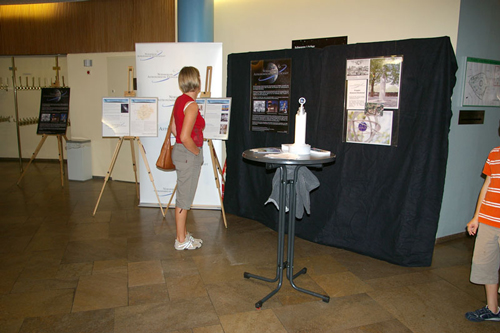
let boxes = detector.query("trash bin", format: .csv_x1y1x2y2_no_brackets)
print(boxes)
66,138,92,181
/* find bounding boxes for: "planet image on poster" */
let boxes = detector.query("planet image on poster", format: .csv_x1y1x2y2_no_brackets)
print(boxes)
46,89,68,103
259,63,287,83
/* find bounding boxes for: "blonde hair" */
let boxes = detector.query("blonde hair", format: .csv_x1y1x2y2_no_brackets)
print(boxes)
178,66,201,93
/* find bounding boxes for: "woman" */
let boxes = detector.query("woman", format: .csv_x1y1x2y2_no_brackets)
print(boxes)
171,66,205,250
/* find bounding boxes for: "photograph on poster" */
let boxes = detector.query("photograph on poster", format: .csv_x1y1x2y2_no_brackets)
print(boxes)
37,87,70,135
462,57,500,107
346,110,393,146
367,57,402,109
102,97,158,137
346,58,370,80
197,98,232,140
250,58,292,133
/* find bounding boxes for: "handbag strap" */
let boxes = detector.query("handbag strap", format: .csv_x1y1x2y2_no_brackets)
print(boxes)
166,111,174,137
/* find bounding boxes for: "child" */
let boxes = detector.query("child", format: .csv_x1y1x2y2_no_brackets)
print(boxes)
466,146,500,322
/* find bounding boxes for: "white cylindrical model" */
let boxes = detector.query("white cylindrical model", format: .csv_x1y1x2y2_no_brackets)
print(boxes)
289,97,310,155
295,109,306,145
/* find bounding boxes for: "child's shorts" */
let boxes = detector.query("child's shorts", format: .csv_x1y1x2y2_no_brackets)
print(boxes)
471,223,500,285
172,143,203,210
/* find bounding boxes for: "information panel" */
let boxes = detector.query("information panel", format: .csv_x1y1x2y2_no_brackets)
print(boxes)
197,98,231,140
37,87,70,135
250,58,291,133
102,97,158,137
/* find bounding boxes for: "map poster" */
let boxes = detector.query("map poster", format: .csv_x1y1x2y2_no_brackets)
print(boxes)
462,57,500,107
197,98,232,140
37,87,70,135
101,97,158,137
250,58,291,133
130,98,158,137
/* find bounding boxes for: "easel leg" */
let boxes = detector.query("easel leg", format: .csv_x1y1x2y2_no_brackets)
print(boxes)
208,140,227,228
130,139,139,199
93,137,124,216
57,135,65,187
136,138,165,217
17,134,48,185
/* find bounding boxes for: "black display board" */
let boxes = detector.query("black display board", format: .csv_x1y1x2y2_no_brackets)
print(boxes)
224,37,457,267
37,87,70,135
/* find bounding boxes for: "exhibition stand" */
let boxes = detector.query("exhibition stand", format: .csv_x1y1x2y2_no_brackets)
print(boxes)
224,37,458,267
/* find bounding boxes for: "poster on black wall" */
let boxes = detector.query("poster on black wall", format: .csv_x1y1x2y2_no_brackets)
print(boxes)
37,87,70,135
250,58,291,133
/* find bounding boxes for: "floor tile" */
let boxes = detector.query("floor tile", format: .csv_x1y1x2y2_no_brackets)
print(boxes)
219,309,287,332
72,272,128,312
114,297,219,332
273,293,394,332
128,283,170,305
0,289,74,320
18,308,114,333
128,260,165,287
368,279,498,333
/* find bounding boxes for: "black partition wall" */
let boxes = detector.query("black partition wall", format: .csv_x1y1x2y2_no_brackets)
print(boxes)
224,37,457,267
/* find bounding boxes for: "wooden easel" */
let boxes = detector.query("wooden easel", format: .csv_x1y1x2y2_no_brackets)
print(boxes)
93,136,165,217
17,134,67,187
207,138,227,228
94,68,164,216
17,56,67,187
166,66,227,227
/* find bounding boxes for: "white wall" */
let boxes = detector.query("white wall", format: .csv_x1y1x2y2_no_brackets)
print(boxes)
215,0,461,92
437,0,500,238
67,52,136,181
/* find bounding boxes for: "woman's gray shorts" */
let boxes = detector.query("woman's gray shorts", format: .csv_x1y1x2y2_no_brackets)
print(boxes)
172,143,203,210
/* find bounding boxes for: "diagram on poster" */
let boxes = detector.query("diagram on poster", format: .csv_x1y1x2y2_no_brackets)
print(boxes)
102,97,158,137
462,57,500,107
197,98,232,140
344,56,402,146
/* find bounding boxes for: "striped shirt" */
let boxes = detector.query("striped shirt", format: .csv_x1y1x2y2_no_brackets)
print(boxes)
479,146,500,227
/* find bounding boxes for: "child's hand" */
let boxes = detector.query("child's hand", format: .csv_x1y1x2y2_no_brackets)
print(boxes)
467,219,479,236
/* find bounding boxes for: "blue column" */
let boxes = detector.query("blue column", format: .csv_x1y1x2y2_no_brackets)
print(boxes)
178,0,214,42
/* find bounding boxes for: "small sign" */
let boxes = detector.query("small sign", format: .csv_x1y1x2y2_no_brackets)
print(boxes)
292,36,347,49
458,110,484,125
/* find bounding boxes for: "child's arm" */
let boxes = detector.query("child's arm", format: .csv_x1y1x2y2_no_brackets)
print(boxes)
467,175,491,236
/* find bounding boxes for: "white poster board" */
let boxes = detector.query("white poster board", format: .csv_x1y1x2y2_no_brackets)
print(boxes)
135,42,223,208
197,98,231,140
102,97,158,137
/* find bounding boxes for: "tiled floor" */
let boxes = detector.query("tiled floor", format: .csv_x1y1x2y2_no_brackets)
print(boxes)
0,160,498,332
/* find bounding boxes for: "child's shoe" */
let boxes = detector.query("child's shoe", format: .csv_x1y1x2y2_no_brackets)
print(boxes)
465,306,500,322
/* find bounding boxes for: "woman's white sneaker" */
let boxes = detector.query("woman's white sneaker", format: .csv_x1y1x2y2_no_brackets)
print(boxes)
174,237,202,250
187,231,203,244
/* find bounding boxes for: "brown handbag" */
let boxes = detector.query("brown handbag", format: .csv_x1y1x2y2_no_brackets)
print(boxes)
156,111,176,171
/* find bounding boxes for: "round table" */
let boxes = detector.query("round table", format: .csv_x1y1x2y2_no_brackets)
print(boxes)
242,148,336,308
